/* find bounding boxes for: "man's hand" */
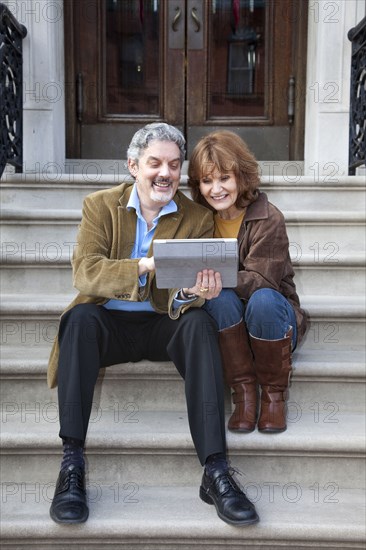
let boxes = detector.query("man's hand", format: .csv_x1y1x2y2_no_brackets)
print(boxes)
138,256,155,276
184,269,222,300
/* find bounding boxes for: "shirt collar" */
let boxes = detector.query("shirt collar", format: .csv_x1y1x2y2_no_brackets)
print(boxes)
127,183,178,221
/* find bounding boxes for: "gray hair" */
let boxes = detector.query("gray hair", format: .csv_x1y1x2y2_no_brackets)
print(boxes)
127,123,186,164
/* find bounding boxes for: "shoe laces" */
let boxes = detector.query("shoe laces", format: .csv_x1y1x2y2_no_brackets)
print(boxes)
217,466,253,500
64,467,85,491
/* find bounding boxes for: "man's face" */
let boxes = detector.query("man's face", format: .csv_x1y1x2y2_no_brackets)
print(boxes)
128,140,181,210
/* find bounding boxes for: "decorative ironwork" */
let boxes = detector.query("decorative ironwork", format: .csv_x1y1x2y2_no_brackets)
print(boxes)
0,3,27,177
348,16,366,175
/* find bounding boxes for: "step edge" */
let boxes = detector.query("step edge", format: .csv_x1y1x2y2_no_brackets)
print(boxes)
1,295,365,317
2,173,366,185
0,523,364,546
2,208,365,223
1,413,365,454
2,254,365,267
0,521,365,544
1,360,365,380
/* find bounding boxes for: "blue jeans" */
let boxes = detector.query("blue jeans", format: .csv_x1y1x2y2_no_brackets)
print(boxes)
203,288,297,350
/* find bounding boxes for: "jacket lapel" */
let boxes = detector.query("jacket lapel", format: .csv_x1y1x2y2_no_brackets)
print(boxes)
244,192,268,222
117,185,137,259
238,192,268,243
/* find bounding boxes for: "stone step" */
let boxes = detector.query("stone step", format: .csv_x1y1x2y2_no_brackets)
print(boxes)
1,411,365,488
60,159,307,177
6,160,362,181
2,205,365,226
1,260,365,296
1,484,364,550
1,210,364,264
1,294,364,350
1,175,364,549
1,173,365,212
1,347,365,414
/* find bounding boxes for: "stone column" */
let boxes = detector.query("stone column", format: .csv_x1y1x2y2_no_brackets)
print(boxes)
304,0,366,176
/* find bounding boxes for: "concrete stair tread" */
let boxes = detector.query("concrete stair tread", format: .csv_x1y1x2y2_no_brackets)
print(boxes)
1,485,365,547
3,264,365,300
1,293,365,315
2,252,366,265
2,205,365,222
1,346,365,380
2,172,366,185
1,410,365,455
2,177,365,548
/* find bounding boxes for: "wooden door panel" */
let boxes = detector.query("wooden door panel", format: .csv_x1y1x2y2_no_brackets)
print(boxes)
206,0,270,120
165,0,185,127
66,0,181,158
65,0,307,160
76,0,99,125
185,0,303,158
102,0,162,118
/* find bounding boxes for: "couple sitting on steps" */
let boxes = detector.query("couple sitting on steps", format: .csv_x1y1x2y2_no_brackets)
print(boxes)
47,123,307,526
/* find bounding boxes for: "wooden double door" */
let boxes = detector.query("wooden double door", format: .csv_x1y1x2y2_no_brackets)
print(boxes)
65,0,308,160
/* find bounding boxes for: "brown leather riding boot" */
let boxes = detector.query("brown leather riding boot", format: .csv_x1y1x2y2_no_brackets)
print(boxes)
249,327,293,433
218,322,257,432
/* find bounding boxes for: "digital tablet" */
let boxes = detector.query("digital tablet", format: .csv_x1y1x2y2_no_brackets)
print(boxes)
153,238,238,289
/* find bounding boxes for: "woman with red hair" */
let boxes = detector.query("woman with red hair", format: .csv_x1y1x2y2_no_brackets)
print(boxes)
188,131,307,434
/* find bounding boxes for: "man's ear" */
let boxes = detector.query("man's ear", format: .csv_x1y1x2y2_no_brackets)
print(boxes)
128,158,138,178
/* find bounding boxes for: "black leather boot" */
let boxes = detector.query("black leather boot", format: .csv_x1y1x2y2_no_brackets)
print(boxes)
49,465,89,523
200,469,259,526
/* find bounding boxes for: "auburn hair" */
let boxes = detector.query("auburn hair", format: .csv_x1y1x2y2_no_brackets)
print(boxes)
188,130,260,210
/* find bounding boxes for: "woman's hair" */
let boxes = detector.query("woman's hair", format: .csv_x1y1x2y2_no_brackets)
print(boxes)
187,130,260,209
127,123,186,165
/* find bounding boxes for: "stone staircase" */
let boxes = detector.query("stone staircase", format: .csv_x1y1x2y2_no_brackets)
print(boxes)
1,172,365,549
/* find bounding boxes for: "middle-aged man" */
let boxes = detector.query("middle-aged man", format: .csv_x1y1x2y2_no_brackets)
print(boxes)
47,123,259,527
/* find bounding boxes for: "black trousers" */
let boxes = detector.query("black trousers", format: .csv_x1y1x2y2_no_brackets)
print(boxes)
57,304,226,465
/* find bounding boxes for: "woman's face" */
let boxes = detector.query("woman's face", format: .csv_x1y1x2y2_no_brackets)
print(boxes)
199,168,241,219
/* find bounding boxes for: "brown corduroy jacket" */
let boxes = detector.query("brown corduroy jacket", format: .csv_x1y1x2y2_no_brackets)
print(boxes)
47,183,213,388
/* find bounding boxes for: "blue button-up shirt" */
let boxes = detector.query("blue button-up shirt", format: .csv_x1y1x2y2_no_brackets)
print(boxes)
103,184,178,312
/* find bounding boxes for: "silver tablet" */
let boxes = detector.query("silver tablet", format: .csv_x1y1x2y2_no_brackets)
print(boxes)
153,238,238,289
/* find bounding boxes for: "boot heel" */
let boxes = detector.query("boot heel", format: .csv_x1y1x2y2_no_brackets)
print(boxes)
199,486,214,505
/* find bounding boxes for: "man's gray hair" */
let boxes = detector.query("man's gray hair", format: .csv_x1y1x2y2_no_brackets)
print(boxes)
127,123,186,164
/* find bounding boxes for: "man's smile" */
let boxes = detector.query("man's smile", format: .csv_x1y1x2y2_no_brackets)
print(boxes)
153,179,173,189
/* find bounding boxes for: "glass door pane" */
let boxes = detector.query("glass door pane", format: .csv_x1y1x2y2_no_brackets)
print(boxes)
103,0,161,116
208,0,267,118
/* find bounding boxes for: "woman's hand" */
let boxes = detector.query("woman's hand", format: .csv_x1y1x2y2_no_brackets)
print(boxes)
184,269,222,300
138,256,155,276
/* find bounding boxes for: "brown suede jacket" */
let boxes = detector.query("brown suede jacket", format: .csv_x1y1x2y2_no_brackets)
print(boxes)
235,191,307,341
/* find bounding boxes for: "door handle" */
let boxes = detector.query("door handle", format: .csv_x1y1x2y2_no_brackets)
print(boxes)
187,1,203,49
172,6,182,31
288,76,295,125
76,73,83,123
191,7,201,32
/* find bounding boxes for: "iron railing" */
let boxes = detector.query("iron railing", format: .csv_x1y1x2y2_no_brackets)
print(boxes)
348,16,366,175
0,2,27,177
